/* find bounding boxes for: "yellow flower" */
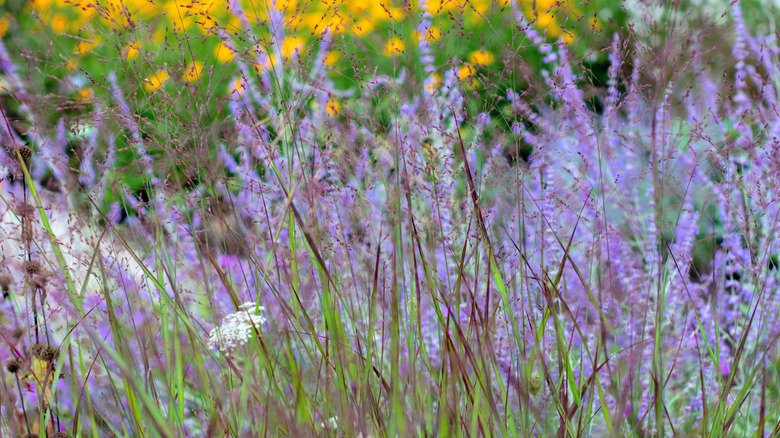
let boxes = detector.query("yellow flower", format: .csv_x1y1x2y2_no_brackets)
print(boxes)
383,37,404,57
65,58,79,72
424,0,459,14
31,0,54,12
325,51,340,66
125,41,140,60
537,12,554,28
215,42,234,63
166,1,195,31
458,63,474,80
384,6,404,20
589,17,601,31
562,31,575,44
320,15,346,35
0,14,10,37
75,38,99,56
425,26,441,41
153,27,166,43
469,50,494,66
352,18,374,36
281,36,304,59
424,73,442,93
51,13,68,33
144,70,169,92
230,77,245,96
183,61,203,82
531,0,558,10
78,87,95,102
326,98,340,116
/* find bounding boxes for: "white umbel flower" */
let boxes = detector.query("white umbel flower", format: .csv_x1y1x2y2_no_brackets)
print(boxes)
320,416,338,430
207,302,267,353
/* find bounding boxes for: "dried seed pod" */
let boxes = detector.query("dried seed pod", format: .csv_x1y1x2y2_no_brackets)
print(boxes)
0,274,11,291
15,203,35,218
40,346,59,362
16,145,32,165
31,342,46,359
5,358,20,373
21,260,41,276
11,327,24,340
51,432,69,438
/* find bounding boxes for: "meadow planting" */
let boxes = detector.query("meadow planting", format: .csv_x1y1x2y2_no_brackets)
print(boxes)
0,0,778,436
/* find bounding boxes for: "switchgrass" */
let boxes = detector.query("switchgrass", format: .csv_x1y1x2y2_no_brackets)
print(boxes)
0,0,778,436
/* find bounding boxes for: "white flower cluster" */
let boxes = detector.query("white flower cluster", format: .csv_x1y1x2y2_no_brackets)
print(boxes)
207,302,267,353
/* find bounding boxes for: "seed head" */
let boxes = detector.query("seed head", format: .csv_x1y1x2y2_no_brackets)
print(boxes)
11,328,24,340
52,432,69,438
16,145,32,164
40,346,60,362
6,358,20,373
21,433,39,438
15,203,35,218
17,145,32,158
22,260,42,276
0,274,11,291
31,342,46,359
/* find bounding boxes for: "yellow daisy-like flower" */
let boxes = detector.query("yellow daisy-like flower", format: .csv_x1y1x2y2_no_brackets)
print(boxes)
424,73,442,93
230,77,245,96
384,6,404,20
458,63,474,80
562,31,575,45
0,14,11,38
214,42,234,63
325,51,340,66
326,98,340,116
352,18,374,36
424,0,459,14
281,36,304,59
125,41,140,60
65,58,79,72
320,15,346,35
425,26,441,41
383,37,405,57
469,50,494,66
75,38,99,56
78,87,95,102
51,13,67,33
183,61,203,82
144,70,169,92
537,12,554,28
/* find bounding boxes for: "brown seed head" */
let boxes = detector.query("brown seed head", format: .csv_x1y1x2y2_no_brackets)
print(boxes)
52,432,69,438
31,342,46,359
17,145,32,159
40,346,59,362
11,327,24,340
15,203,35,218
5,358,20,373
22,260,41,276
0,274,11,291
